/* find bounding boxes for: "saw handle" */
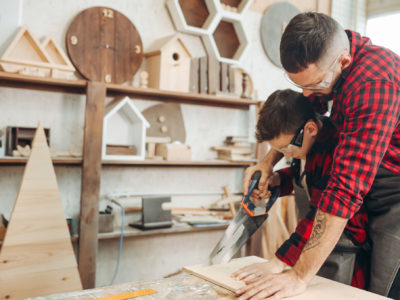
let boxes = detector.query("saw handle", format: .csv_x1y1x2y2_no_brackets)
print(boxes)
241,171,280,216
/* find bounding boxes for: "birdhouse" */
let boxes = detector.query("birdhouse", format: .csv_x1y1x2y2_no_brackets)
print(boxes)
102,97,150,161
145,35,192,92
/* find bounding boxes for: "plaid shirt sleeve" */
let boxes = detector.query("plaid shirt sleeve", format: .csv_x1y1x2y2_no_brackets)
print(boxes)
277,167,295,196
319,81,400,218
275,208,316,266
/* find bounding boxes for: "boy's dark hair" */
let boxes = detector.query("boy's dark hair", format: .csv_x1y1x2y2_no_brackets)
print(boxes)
280,12,339,73
256,89,317,142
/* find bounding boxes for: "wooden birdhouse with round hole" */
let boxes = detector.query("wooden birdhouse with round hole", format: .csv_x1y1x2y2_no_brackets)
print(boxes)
145,35,192,92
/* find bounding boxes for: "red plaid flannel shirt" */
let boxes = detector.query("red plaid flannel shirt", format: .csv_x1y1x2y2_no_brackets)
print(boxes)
275,117,369,289
313,30,400,219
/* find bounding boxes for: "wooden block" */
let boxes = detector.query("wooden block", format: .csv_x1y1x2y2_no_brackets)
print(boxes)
228,64,235,94
155,143,191,161
189,57,199,93
0,124,82,299
199,56,208,94
208,55,220,94
106,144,136,156
220,62,228,93
184,256,390,299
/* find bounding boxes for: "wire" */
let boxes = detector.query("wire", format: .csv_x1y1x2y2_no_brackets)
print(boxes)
109,199,125,286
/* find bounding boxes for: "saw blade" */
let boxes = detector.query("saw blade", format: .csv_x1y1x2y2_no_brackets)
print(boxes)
209,208,268,265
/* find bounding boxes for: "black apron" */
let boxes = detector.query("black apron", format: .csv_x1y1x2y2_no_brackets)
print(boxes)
364,166,400,298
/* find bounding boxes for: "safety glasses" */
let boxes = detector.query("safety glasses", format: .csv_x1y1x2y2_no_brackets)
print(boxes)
284,52,343,91
270,121,306,154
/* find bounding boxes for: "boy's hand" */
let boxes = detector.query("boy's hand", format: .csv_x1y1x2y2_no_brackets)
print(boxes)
250,172,281,200
243,162,273,197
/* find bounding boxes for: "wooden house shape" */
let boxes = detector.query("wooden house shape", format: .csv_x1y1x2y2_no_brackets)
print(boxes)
0,26,76,79
102,97,150,161
0,124,82,299
145,35,192,92
41,36,75,79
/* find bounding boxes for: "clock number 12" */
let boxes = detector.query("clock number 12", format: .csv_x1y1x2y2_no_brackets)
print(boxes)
103,9,114,18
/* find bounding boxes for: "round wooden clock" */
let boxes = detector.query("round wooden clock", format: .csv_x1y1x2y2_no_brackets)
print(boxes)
66,7,143,84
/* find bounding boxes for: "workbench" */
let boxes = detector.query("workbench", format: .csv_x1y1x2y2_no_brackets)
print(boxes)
28,272,235,300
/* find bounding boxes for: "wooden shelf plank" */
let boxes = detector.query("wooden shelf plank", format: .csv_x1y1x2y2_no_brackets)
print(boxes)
0,71,87,94
0,72,261,108
106,83,259,109
71,224,228,242
0,157,83,165
102,159,255,167
0,158,254,167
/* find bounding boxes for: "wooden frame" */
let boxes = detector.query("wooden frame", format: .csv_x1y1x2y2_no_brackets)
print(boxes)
166,0,219,35
202,15,248,64
102,97,150,161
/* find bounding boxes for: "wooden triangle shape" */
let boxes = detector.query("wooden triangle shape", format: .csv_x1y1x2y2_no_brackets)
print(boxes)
0,124,82,299
42,36,74,70
1,25,52,64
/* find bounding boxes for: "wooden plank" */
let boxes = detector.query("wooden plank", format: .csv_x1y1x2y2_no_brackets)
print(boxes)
199,56,208,94
220,62,228,93
101,160,254,167
79,81,106,289
184,256,390,299
0,124,82,299
189,57,199,93
184,256,266,292
208,55,220,94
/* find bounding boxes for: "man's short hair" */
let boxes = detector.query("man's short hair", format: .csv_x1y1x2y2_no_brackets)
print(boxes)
256,89,317,142
280,12,348,73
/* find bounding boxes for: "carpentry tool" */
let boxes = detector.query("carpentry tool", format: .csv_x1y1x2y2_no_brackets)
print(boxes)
209,171,280,265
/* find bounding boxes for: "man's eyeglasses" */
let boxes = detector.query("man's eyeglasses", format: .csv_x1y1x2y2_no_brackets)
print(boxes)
284,52,344,91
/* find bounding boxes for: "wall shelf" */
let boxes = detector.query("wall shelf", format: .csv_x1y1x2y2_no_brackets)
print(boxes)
102,159,255,167
0,157,82,165
0,72,259,109
0,157,254,167
71,223,228,243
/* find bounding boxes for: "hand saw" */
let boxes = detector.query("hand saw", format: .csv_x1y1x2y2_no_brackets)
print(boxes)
209,171,280,265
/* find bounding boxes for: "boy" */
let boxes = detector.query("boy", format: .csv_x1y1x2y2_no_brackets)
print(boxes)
233,89,369,289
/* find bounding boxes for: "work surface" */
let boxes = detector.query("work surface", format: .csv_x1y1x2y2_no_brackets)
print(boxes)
29,272,236,300
29,270,390,300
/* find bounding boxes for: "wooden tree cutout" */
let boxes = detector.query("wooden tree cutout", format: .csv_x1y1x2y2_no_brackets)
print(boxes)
0,124,82,299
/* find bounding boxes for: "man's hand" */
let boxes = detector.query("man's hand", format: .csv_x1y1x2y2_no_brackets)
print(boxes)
243,149,283,196
236,269,307,300
232,256,285,283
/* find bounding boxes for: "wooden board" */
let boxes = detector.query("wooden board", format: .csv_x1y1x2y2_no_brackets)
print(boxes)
79,81,106,288
66,7,143,84
199,56,208,94
184,256,390,299
0,124,82,299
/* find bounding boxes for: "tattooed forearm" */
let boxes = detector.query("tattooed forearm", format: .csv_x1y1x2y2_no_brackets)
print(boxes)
304,209,327,251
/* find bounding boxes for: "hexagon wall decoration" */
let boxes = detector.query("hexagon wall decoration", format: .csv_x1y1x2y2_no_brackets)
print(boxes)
166,0,250,64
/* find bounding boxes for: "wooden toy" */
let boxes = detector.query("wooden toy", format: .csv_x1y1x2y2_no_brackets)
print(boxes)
145,35,192,92
102,97,150,161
